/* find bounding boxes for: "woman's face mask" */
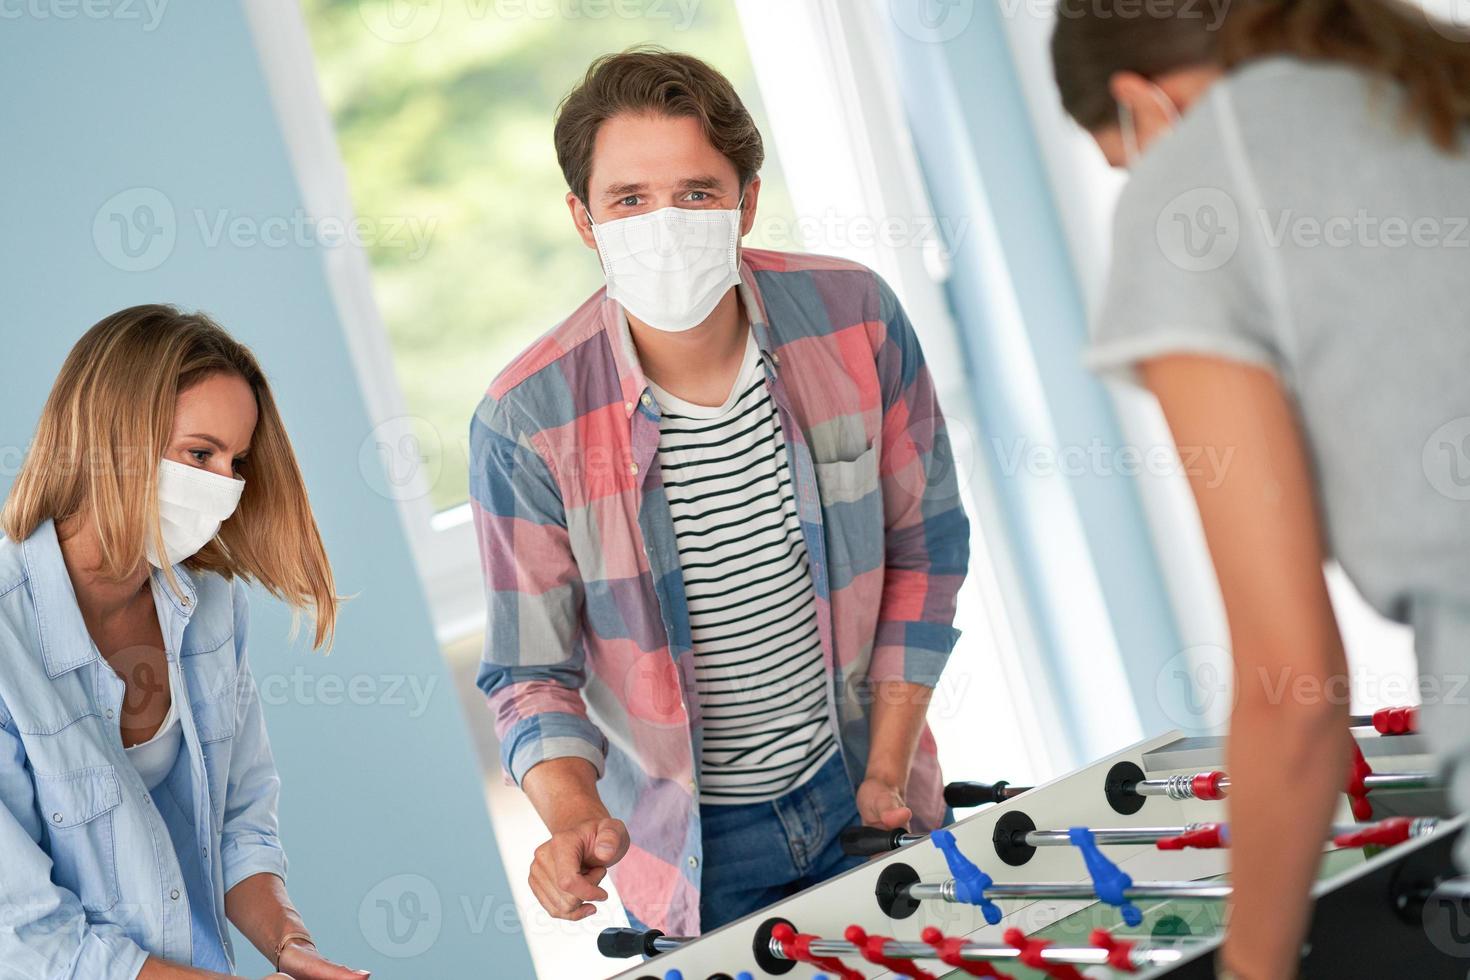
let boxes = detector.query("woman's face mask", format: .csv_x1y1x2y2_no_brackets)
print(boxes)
586,197,745,333
147,458,245,567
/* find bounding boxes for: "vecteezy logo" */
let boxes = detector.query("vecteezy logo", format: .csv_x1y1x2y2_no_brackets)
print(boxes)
358,0,442,43
1155,187,1240,272
1423,416,1470,502
93,187,176,272
888,0,975,43
1155,644,1234,733
359,416,443,502
1421,0,1470,41
358,874,442,958
1421,879,1470,958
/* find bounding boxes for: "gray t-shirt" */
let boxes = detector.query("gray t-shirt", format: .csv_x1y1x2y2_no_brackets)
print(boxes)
1089,56,1470,635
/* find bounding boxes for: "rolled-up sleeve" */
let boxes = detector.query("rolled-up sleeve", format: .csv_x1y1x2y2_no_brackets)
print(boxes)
470,392,607,787
0,698,150,980
219,581,289,892
868,275,971,688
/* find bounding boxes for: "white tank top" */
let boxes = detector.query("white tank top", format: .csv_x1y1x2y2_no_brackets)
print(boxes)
124,672,183,791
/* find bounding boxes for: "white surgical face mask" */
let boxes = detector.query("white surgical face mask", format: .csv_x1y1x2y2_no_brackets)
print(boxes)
1118,81,1181,167
587,198,744,333
147,458,245,567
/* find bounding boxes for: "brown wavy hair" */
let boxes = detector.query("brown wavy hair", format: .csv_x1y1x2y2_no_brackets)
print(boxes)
1052,0,1470,151
2,305,338,648
553,46,765,204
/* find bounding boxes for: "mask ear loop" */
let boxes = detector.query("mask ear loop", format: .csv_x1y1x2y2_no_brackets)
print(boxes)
1118,81,1181,165
1118,101,1141,166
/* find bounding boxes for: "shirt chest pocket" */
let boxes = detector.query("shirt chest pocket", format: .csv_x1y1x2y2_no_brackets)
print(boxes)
183,641,238,745
34,765,123,914
813,443,885,579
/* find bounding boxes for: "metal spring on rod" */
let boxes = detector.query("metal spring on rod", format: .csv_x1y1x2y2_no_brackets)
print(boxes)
1163,774,1196,800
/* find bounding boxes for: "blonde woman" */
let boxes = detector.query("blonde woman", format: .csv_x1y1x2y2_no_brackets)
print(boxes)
0,306,368,979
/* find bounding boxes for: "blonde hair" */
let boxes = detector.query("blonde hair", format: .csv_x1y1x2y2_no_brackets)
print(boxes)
2,304,338,649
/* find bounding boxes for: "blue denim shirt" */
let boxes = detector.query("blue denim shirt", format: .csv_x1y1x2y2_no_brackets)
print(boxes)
0,520,288,977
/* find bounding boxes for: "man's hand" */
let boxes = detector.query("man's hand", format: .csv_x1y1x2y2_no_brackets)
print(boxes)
275,940,370,979
857,777,912,831
529,817,630,921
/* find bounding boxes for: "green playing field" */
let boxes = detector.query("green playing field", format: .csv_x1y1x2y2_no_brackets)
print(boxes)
934,849,1369,979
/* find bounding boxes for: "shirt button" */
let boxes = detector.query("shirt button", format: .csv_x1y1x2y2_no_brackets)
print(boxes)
772,352,782,365
687,856,699,869
629,463,639,476
52,812,63,823
181,596,191,608
624,401,635,415
170,889,181,901
641,393,653,407
105,709,115,720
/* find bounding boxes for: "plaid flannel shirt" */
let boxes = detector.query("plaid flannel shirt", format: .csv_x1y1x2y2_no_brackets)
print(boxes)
471,248,969,935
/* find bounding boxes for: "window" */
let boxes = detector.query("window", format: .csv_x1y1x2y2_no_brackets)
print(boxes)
301,0,800,515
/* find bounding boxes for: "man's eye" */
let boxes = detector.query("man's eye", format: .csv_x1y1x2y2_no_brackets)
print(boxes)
619,196,639,207
687,191,709,202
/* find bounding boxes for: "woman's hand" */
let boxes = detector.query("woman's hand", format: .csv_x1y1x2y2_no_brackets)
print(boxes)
275,940,370,979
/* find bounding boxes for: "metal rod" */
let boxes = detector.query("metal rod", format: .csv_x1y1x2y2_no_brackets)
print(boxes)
1021,825,1208,847
767,937,1193,969
906,879,1233,903
1133,770,1438,800
1363,771,1436,789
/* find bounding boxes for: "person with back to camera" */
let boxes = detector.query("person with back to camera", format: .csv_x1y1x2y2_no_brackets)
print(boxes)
1051,1,1470,976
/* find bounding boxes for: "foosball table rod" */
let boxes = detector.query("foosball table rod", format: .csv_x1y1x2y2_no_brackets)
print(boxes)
841,815,1441,856
599,923,1197,976
905,879,1233,903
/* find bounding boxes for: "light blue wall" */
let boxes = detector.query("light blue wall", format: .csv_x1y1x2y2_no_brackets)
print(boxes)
0,5,533,976
881,4,1189,757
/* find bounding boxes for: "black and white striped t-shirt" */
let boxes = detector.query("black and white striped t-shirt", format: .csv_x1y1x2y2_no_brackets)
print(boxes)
650,335,838,805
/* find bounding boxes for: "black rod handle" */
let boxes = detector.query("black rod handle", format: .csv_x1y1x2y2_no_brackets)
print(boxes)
944,779,1029,807
597,927,664,959
840,825,908,856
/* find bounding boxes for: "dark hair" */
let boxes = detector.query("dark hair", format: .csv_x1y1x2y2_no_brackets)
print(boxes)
553,46,765,204
1052,0,1470,150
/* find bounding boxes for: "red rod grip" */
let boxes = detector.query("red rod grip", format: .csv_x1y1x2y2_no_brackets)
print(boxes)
1089,929,1139,973
1334,816,1414,848
1157,823,1227,851
1192,771,1227,801
1373,705,1418,736
1003,928,1086,980
920,926,1014,979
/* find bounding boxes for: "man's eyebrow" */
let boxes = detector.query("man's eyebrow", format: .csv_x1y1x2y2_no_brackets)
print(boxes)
679,175,726,191
601,181,648,199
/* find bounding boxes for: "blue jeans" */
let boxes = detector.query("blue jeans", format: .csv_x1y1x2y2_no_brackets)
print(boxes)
629,752,867,935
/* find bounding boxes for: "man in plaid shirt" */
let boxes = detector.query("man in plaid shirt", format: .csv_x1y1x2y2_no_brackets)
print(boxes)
471,48,970,937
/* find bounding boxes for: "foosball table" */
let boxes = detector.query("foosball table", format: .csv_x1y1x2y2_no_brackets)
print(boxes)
598,714,1470,979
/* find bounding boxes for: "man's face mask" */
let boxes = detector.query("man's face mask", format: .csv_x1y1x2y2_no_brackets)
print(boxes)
586,196,745,333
